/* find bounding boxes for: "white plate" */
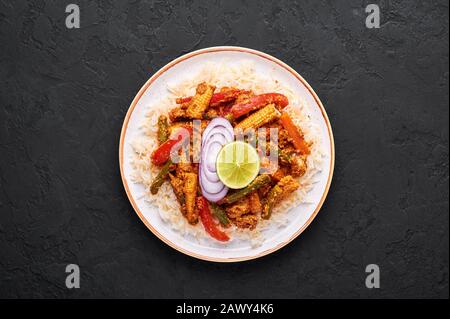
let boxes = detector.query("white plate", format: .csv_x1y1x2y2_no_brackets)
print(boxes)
119,46,334,262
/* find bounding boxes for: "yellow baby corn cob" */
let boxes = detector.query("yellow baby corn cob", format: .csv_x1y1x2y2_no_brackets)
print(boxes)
186,82,215,119
234,104,280,131
168,173,186,215
183,172,198,224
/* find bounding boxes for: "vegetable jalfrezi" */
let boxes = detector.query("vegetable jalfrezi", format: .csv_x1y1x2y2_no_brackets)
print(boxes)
149,82,311,241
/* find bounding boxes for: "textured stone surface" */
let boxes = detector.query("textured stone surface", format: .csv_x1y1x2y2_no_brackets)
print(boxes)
0,0,448,298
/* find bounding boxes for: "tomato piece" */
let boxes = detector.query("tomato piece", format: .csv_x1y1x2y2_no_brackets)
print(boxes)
150,139,179,166
279,112,310,155
209,89,244,107
198,196,230,242
230,93,288,118
150,127,192,165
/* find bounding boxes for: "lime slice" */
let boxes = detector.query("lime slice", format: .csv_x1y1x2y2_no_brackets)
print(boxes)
216,141,260,189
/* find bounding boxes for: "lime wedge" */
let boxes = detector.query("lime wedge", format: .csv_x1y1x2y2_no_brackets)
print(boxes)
216,141,260,189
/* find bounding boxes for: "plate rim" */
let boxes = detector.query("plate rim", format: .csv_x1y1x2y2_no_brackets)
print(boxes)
119,46,335,263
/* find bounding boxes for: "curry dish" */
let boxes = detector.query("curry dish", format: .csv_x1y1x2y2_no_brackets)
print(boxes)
148,83,311,242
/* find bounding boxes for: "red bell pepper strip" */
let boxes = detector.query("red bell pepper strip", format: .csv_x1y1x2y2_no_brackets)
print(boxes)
176,89,244,107
150,127,192,165
279,112,310,155
198,196,230,242
230,93,289,118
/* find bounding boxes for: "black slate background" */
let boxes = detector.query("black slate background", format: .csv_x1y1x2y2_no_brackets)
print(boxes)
0,0,448,299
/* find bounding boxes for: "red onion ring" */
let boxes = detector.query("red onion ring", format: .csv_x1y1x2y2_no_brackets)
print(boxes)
199,117,234,202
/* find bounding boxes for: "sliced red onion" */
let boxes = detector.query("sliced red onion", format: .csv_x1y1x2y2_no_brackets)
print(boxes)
200,181,229,202
199,166,225,193
202,166,220,183
201,118,233,143
199,117,234,202
205,143,221,171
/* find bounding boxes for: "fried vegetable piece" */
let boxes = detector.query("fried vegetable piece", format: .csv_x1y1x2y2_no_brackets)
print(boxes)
176,160,195,177
257,141,291,171
184,172,199,224
169,173,186,215
230,93,289,118
198,196,229,241
203,103,234,119
234,104,280,132
185,82,215,119
248,191,262,215
258,183,272,198
262,176,299,219
270,166,288,183
273,143,307,178
278,127,293,149
257,124,292,151
278,147,292,165
169,104,188,122
204,108,219,119
211,203,230,227
157,115,169,144
209,87,242,106
225,198,258,230
226,198,250,219
234,214,258,230
177,87,244,107
279,112,310,155
150,159,172,195
290,154,307,177
218,174,272,205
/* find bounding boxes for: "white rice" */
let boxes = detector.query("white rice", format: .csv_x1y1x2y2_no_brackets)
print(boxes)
129,61,324,245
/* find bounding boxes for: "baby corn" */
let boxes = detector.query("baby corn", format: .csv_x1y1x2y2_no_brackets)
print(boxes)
183,172,198,224
234,104,280,131
186,82,215,119
169,173,186,215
